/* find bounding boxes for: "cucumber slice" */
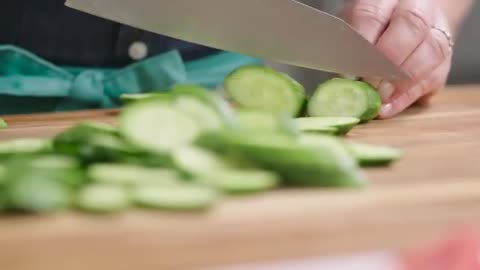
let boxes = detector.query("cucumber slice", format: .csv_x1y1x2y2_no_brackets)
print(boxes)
173,146,232,176
120,92,170,104
235,109,299,136
54,122,138,164
0,118,7,129
76,184,130,213
30,155,80,170
295,117,360,135
197,169,280,195
299,126,338,135
132,184,218,211
30,155,85,188
171,84,236,126
88,164,182,186
0,138,52,157
308,78,382,122
224,66,305,117
119,99,201,153
347,142,403,166
174,96,224,131
5,170,72,213
197,131,365,187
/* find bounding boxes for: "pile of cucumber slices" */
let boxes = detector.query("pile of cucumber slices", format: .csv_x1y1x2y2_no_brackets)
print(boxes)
0,65,402,215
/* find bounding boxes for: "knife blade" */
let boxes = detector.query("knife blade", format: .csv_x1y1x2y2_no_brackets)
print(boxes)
65,0,408,80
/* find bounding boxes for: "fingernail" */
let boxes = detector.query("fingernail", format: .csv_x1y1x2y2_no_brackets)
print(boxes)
380,103,393,118
378,82,395,102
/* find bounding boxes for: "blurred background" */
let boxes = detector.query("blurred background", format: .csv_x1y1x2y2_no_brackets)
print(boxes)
268,1,480,92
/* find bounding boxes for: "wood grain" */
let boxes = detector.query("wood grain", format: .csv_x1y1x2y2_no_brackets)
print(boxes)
1,86,480,270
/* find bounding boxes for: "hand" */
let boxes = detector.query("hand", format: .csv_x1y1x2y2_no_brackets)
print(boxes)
339,0,455,119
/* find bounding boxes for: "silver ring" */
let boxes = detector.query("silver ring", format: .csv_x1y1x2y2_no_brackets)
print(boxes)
432,25,455,49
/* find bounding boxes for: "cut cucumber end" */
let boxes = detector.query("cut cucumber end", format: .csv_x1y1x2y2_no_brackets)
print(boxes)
308,78,381,122
224,65,304,117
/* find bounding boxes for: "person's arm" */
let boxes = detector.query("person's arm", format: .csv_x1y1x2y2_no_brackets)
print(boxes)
339,0,474,119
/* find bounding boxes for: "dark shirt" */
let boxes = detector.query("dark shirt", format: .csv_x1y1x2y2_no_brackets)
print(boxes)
0,0,220,68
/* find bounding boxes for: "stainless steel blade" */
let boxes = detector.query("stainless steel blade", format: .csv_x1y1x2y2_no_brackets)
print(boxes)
65,0,408,80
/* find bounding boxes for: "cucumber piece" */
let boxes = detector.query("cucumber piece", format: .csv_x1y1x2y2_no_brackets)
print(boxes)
30,155,85,188
119,99,201,153
235,109,299,136
0,118,7,129
54,122,138,164
76,184,130,213
196,129,295,153
5,170,72,213
197,131,365,187
295,117,360,135
120,92,170,104
171,84,236,126
0,138,52,157
224,66,305,117
173,146,232,176
347,142,403,166
308,78,382,122
299,126,338,135
88,164,182,186
280,73,307,101
132,184,218,211
174,96,224,131
197,169,280,195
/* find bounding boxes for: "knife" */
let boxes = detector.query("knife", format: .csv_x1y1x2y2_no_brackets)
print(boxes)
65,0,408,80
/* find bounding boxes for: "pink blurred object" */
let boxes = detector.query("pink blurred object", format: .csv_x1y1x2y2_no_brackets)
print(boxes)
400,229,480,270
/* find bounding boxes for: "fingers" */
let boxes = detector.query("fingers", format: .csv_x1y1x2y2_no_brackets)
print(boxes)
379,58,451,119
340,0,398,43
376,0,435,66
373,0,438,102
397,25,452,84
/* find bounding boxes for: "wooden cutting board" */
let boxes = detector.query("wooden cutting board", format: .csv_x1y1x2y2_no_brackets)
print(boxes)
1,86,480,270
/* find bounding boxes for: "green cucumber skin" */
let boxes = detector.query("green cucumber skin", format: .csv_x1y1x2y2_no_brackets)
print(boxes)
357,81,382,122
299,127,338,136
224,65,305,117
347,143,403,167
295,117,360,136
279,72,307,113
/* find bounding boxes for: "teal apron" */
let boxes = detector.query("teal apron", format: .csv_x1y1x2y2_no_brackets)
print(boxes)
0,45,262,115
